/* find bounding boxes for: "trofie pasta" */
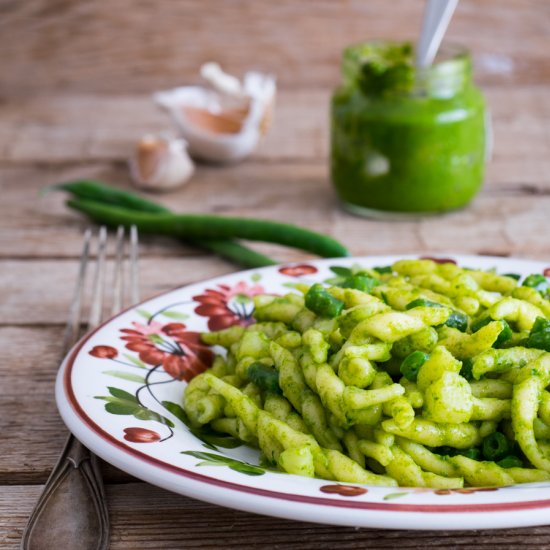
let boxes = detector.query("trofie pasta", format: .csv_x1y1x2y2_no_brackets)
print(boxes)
183,259,550,488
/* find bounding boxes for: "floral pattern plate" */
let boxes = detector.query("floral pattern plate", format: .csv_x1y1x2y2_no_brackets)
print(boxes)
56,254,550,530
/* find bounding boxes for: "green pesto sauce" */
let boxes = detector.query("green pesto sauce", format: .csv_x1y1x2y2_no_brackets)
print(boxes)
331,41,486,215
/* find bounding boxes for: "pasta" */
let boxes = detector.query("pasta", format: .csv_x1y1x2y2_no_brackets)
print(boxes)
185,259,550,487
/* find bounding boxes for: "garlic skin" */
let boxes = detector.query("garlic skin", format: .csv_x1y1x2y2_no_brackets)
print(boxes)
129,135,194,192
153,63,276,163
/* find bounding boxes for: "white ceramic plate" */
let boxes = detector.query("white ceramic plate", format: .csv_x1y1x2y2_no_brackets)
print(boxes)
56,254,550,530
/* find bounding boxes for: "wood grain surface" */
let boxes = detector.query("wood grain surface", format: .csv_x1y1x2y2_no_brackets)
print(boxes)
2,0,550,548
1,0,550,96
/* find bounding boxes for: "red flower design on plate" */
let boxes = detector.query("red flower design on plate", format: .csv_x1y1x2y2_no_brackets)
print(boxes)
543,268,550,277
120,321,214,381
123,427,161,443
193,281,265,331
89,345,118,359
278,264,318,277
320,484,368,497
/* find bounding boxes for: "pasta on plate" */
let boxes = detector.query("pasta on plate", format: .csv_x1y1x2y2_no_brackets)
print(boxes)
183,259,550,488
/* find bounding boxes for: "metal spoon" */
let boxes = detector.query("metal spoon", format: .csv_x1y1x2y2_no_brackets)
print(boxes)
416,0,459,68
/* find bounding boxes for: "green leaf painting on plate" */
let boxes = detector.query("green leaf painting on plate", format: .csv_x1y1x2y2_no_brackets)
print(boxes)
136,308,152,320
181,450,265,476
383,492,410,501
161,310,190,320
162,401,242,450
103,370,146,383
122,353,147,369
95,387,174,428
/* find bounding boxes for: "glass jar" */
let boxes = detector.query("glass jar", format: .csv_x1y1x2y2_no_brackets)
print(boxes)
330,41,487,217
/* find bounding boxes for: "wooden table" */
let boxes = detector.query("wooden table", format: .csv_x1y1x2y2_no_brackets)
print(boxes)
2,1,550,547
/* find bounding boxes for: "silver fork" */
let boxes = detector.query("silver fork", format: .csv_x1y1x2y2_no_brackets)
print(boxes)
21,225,140,550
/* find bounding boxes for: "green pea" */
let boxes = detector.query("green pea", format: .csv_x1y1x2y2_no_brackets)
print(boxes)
305,283,344,318
522,274,549,294
246,362,281,394
399,351,429,382
497,455,523,468
482,432,511,461
526,316,550,352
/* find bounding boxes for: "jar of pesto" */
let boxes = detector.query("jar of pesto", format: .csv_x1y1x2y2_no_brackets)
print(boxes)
331,41,487,217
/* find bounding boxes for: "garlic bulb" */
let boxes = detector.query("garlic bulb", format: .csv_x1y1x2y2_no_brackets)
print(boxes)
153,63,276,163
129,134,194,192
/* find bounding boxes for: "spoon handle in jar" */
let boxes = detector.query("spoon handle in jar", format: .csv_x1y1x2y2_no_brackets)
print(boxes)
416,0,459,68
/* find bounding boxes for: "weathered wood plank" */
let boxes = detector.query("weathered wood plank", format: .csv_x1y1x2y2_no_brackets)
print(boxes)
0,326,133,484
3,192,550,323
1,88,550,164
0,257,238,325
3,483,550,549
1,0,550,97
1,158,550,261
0,326,66,483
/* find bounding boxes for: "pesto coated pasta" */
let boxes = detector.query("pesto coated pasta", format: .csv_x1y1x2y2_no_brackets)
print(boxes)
184,259,550,488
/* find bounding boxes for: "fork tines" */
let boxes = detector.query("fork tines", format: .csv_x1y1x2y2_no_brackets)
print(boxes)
63,225,140,353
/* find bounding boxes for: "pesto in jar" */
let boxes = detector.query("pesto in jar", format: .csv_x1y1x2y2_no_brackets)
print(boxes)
331,41,487,217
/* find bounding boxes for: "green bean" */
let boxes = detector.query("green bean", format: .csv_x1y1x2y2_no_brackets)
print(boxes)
338,275,381,292
472,317,513,348
52,180,171,213
66,197,350,258
456,448,481,460
400,351,429,382
522,274,549,294
246,362,281,394
497,456,523,468
54,180,277,268
405,299,467,331
373,265,393,274
195,239,277,268
527,317,550,352
435,446,481,460
445,311,469,332
460,358,474,381
482,432,511,461
305,284,345,318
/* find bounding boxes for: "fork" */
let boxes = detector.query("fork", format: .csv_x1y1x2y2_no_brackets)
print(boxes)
21,225,140,550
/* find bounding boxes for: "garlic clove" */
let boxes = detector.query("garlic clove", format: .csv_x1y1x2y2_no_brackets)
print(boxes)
129,134,194,192
136,136,167,181
153,64,276,164
183,105,246,135
200,62,245,100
